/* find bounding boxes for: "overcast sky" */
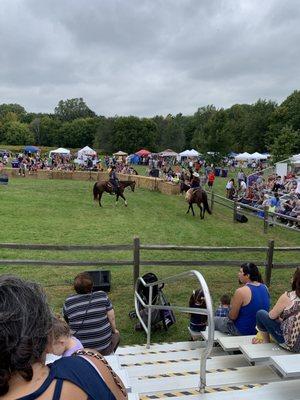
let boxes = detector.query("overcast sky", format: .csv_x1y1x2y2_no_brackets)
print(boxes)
0,0,299,117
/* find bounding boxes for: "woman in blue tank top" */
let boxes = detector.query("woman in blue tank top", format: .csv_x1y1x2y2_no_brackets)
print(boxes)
214,263,270,335
0,275,127,400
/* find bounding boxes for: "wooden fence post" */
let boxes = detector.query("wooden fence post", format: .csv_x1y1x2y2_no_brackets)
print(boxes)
233,200,237,223
263,206,269,234
133,237,140,286
265,239,274,287
210,191,214,213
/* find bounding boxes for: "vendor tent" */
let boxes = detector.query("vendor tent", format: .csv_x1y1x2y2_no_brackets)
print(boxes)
235,152,252,161
291,154,300,163
250,152,268,160
77,146,97,158
159,149,178,157
135,149,151,157
24,145,39,154
178,149,199,157
49,147,70,156
113,150,128,156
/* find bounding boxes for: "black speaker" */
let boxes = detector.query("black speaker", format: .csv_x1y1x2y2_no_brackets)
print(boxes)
235,213,248,223
86,270,111,292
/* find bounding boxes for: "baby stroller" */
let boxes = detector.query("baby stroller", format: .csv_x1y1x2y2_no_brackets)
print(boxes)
131,272,176,332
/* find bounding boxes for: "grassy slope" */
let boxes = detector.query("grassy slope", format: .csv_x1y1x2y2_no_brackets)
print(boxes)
0,177,299,344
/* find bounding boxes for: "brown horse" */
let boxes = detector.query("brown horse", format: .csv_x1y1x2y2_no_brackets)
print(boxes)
93,180,136,207
186,188,211,219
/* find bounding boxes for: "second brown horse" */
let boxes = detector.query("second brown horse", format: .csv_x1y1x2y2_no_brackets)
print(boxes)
186,188,211,219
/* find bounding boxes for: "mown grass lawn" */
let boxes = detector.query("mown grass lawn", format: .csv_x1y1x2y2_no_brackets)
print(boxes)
0,176,299,345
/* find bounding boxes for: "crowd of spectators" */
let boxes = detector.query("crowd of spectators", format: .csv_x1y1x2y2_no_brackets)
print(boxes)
235,171,300,229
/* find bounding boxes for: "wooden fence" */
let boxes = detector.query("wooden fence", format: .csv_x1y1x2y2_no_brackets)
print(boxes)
0,238,299,287
208,191,300,234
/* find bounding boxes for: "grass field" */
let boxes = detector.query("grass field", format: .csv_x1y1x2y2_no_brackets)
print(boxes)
0,175,299,345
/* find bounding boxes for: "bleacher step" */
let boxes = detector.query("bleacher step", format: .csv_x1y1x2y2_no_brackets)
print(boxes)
124,354,248,378
116,341,203,356
120,348,225,367
139,379,300,400
130,365,279,394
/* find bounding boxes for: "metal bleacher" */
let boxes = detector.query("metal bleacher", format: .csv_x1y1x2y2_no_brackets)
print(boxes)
46,270,300,399
111,270,300,399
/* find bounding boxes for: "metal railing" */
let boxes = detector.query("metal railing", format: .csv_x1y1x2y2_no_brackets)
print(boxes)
134,270,214,392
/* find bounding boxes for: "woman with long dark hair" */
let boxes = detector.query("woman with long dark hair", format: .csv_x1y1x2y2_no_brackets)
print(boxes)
255,268,300,352
0,275,127,399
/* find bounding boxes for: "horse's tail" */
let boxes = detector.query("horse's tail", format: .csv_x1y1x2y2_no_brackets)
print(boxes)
203,192,212,214
93,182,99,201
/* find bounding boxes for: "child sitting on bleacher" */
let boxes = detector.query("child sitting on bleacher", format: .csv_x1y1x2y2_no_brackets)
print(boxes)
47,316,83,357
215,294,231,317
189,289,207,335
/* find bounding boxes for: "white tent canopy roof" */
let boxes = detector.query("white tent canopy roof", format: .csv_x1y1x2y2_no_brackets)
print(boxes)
113,150,128,156
291,153,300,163
179,149,199,157
49,147,70,155
250,152,269,160
77,146,97,157
234,152,252,160
159,149,178,157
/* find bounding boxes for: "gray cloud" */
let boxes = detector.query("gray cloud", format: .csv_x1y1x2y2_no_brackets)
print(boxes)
0,0,299,116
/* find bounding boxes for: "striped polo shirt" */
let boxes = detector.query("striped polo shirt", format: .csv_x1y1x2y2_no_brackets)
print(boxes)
63,291,113,351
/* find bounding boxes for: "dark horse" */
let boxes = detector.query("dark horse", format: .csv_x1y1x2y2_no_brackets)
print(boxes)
93,180,136,207
186,188,212,219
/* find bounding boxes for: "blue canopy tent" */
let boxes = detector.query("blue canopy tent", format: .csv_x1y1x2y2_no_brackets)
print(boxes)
129,154,140,164
24,145,39,154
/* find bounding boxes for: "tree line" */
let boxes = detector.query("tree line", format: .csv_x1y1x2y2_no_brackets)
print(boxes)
0,92,299,162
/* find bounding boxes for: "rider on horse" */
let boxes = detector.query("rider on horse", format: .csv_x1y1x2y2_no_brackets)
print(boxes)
109,165,120,194
185,172,201,202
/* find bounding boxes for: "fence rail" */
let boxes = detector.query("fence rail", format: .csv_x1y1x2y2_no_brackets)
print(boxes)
0,238,299,287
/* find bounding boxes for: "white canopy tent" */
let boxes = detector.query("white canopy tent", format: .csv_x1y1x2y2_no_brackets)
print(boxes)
250,152,269,160
49,147,70,156
178,149,199,158
234,152,252,161
159,149,178,157
77,146,97,158
291,154,300,163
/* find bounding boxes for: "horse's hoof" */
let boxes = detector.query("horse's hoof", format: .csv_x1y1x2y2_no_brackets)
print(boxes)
125,201,128,207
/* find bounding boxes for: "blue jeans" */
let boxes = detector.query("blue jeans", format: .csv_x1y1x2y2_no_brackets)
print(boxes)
256,309,284,344
214,317,240,335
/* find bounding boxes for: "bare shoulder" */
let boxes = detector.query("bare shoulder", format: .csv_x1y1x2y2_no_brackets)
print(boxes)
60,380,87,399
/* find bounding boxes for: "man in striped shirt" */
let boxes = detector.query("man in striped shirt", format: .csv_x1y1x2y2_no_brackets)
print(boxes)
63,272,119,355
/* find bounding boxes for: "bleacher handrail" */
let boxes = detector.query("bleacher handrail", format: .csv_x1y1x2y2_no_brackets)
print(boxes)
134,269,214,392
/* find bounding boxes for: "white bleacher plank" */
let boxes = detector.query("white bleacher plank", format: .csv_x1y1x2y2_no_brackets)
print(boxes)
131,365,279,394
113,370,131,393
218,335,253,352
201,328,228,342
125,354,248,377
128,394,139,400
239,343,290,363
120,347,225,366
160,379,300,400
104,354,121,370
270,354,300,378
116,341,203,355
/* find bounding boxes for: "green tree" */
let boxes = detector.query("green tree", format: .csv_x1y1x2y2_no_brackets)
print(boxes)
0,103,26,119
94,117,114,153
192,109,232,155
270,126,300,163
3,121,34,145
57,118,99,148
54,98,96,121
